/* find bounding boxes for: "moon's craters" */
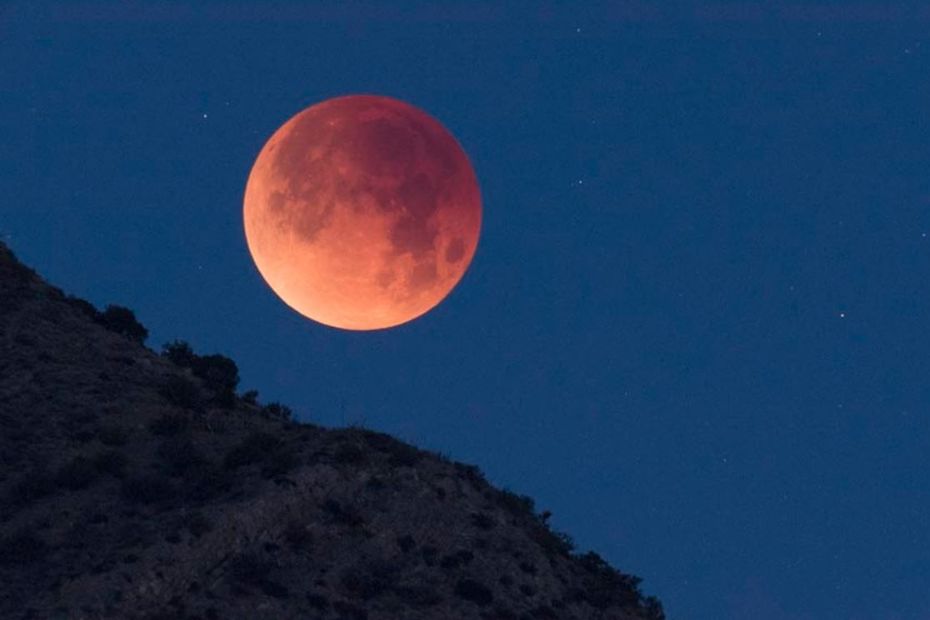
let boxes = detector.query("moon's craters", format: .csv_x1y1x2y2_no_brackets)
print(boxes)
445,237,466,264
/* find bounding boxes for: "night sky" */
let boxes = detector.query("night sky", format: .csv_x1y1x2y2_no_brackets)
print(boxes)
3,3,930,619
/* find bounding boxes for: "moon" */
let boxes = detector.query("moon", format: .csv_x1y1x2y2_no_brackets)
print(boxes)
243,95,482,330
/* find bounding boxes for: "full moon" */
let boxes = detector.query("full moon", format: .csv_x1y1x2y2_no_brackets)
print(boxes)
243,95,482,330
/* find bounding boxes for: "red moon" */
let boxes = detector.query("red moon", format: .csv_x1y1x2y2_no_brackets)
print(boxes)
243,95,482,330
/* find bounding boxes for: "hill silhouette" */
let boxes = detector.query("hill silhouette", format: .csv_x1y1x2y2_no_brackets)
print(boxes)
0,241,664,620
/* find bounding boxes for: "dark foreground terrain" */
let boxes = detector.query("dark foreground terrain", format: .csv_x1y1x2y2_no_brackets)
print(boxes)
0,241,663,620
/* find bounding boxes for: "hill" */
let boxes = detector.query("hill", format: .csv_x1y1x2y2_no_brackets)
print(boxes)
0,241,664,620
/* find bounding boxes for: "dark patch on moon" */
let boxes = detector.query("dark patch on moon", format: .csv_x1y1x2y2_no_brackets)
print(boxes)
445,237,465,264
414,118,460,178
376,269,396,289
268,190,286,212
291,196,335,243
268,138,341,243
409,261,438,290
388,172,439,257
343,117,417,179
270,112,326,187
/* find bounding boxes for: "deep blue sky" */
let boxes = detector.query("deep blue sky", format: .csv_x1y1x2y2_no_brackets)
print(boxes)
3,3,930,618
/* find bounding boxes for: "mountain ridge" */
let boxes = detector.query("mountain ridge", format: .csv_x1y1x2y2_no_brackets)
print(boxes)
0,240,664,620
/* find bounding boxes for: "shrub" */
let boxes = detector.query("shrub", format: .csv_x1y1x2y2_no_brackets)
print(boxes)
359,430,396,452
162,340,196,368
66,295,100,321
498,489,535,517
163,343,241,406
528,605,558,619
230,553,270,587
643,596,666,620
396,534,415,553
98,305,148,343
241,390,258,405
71,429,96,443
160,375,201,410
121,474,174,504
533,527,574,557
284,520,313,552
387,443,421,467
183,465,233,502
93,449,129,478
262,402,292,422
322,499,364,528
334,442,366,465
8,470,55,505
56,456,100,490
230,552,289,598
212,387,237,410
340,562,395,600
420,544,439,566
454,578,493,606
0,528,46,565
185,511,212,538
471,512,496,530
575,551,656,611
223,432,279,470
157,438,206,477
454,462,486,485
192,354,239,393
263,448,298,478
261,580,289,599
394,584,443,607
98,424,129,446
332,601,368,620
306,593,329,610
149,413,189,436
360,431,421,466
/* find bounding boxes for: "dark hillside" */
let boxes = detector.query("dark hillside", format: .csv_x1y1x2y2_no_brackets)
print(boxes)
0,241,663,620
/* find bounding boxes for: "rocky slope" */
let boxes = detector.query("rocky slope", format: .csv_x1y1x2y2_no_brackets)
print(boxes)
0,241,664,620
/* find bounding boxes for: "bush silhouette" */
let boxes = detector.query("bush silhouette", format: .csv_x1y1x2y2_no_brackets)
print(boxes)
224,432,280,470
185,511,212,538
359,431,420,466
98,424,129,446
8,470,55,506
575,551,664,616
92,449,128,478
0,528,46,566
454,578,493,606
98,305,148,343
55,456,100,490
162,340,196,368
498,489,535,517
262,402,292,422
149,413,190,436
160,375,201,410
157,438,207,477
334,442,366,465
121,474,174,505
162,342,240,406
192,354,239,393
66,295,100,321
